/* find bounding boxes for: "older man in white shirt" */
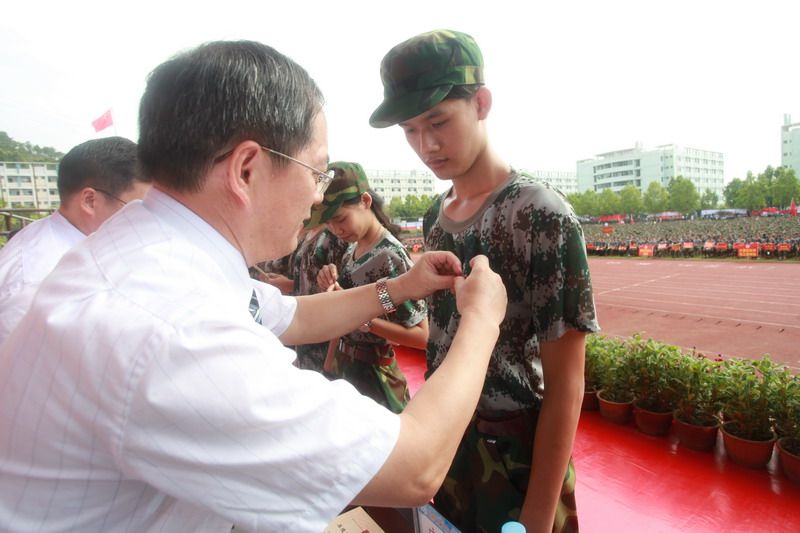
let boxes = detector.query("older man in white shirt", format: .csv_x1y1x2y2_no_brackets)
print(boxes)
0,41,507,532
0,137,151,344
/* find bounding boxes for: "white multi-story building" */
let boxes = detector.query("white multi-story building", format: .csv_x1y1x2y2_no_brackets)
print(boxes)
366,168,437,203
0,161,60,209
520,169,578,195
576,143,725,199
781,114,800,176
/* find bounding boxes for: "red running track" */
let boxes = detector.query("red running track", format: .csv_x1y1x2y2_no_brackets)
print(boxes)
588,258,800,371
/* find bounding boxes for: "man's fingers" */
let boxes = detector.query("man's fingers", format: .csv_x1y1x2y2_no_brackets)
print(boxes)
427,251,463,276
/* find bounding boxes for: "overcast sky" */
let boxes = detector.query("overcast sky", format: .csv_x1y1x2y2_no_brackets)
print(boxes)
1,0,797,192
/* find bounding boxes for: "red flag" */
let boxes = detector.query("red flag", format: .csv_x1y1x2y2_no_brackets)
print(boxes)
91,109,113,132
791,197,797,217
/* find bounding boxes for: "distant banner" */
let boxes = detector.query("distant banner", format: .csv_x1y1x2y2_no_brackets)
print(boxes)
639,245,654,257
737,243,759,257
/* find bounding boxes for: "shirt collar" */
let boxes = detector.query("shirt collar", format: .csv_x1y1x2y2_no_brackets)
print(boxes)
51,210,88,244
142,188,253,305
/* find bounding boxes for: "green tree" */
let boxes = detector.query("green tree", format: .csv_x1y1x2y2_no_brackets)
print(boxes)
770,167,800,208
566,192,585,215
568,190,601,216
598,188,621,215
618,185,644,215
0,131,63,162
724,178,744,208
700,188,719,210
643,181,668,214
736,176,767,212
387,194,435,220
667,176,700,214
387,196,406,218
757,166,776,207
585,190,603,217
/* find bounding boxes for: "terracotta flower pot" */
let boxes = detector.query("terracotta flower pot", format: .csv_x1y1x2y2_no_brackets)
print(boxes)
721,421,776,469
777,437,800,484
582,389,599,411
597,390,634,424
673,413,720,452
633,404,673,436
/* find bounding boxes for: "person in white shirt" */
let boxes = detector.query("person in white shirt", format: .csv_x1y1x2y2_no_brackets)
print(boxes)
0,137,151,344
0,40,507,532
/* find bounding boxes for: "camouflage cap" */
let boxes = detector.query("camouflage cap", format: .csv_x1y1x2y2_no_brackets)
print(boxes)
304,161,370,229
369,29,484,128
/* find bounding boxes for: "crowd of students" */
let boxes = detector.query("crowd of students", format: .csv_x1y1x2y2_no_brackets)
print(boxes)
582,216,800,258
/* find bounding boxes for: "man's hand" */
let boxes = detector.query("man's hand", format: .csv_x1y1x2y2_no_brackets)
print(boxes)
453,255,507,326
390,251,463,301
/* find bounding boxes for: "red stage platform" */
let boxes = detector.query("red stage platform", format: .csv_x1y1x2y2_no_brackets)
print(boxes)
395,347,800,533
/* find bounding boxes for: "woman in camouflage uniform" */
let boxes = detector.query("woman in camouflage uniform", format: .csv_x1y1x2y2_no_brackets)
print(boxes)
316,162,428,413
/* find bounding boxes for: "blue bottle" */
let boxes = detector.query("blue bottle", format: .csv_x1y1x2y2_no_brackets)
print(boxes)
501,521,526,533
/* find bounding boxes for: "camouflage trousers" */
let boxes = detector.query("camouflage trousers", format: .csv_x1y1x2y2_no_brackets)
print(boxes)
330,345,409,413
432,410,578,533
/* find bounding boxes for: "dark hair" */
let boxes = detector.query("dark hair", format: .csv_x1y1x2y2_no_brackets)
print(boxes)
445,83,482,101
342,189,401,238
57,137,144,199
138,40,324,192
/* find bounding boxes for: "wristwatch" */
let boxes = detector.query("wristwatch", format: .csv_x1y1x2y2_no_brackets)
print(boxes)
375,277,396,314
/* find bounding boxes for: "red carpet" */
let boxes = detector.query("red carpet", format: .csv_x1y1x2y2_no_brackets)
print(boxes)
395,347,800,532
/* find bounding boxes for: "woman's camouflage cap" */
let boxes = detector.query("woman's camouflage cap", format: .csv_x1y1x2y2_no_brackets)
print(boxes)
304,161,370,229
369,29,484,128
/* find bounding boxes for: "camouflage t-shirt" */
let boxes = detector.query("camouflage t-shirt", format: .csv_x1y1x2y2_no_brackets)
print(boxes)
293,228,349,297
292,228,349,372
337,230,427,347
256,253,294,280
423,170,599,415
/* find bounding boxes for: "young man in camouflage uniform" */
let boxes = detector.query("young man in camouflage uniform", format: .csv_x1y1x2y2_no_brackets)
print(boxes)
371,30,599,533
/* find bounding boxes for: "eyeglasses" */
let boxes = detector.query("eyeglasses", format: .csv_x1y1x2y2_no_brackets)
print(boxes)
94,188,127,206
214,145,335,195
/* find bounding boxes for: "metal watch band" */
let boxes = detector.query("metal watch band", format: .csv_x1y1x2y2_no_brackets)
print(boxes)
375,277,396,314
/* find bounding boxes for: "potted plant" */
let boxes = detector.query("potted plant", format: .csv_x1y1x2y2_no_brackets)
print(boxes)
627,335,685,436
718,356,778,469
770,367,800,484
595,335,636,424
673,354,724,451
583,334,607,410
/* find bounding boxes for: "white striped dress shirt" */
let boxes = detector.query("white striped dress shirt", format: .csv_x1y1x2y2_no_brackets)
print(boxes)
0,189,400,532
0,210,85,345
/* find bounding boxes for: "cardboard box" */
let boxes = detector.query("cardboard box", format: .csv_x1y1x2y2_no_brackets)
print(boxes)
325,506,384,533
